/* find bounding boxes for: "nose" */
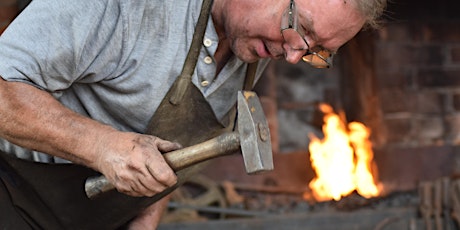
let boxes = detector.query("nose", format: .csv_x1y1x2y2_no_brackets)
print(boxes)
283,44,305,64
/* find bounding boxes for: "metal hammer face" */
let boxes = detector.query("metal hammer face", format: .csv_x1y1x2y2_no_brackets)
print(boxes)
237,91,274,174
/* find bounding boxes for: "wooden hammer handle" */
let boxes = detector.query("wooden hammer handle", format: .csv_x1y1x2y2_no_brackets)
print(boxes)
85,132,240,199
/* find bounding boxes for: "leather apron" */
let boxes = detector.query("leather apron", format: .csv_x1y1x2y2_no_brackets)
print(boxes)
0,0,258,228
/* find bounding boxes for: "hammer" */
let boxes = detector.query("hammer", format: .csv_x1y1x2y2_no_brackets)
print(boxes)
85,91,274,198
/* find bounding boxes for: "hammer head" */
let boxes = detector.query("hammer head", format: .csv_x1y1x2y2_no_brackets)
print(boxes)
237,91,274,174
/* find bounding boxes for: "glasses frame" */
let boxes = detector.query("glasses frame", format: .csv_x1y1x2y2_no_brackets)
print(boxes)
281,0,334,68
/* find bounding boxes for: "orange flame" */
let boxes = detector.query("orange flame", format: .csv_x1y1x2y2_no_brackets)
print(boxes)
306,103,380,202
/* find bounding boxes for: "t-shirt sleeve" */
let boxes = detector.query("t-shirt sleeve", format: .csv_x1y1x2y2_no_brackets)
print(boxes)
0,0,124,93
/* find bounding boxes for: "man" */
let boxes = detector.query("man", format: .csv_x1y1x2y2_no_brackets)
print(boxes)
0,0,386,229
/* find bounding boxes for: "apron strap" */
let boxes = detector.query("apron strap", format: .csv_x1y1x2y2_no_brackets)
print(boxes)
169,0,214,105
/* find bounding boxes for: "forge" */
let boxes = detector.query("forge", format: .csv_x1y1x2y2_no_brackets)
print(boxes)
158,144,460,230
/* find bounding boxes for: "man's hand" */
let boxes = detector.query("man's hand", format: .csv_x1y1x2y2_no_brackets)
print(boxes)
94,132,181,197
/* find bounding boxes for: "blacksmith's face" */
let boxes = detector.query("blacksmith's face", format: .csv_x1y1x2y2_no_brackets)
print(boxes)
222,0,366,64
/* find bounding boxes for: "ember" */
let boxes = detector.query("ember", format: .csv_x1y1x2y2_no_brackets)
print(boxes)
306,103,381,202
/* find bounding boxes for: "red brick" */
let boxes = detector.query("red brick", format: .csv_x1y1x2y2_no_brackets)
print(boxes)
412,116,444,142
412,45,446,66
378,23,433,43
376,69,413,88
452,46,460,64
452,94,460,111
376,43,446,69
383,117,411,144
381,89,443,115
377,24,410,43
424,22,460,43
444,114,460,144
417,69,460,88
379,88,414,113
375,43,412,69
378,22,460,43
413,91,443,114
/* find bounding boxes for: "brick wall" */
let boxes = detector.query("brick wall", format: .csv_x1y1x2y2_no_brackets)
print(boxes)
376,22,460,147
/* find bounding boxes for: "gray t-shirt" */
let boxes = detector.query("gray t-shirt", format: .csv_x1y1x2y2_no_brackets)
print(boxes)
0,0,269,163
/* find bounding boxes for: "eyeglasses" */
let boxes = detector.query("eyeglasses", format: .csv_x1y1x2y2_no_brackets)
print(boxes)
280,0,334,68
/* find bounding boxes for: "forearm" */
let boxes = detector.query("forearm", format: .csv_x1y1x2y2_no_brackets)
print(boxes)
0,78,179,197
0,78,116,168
128,194,172,230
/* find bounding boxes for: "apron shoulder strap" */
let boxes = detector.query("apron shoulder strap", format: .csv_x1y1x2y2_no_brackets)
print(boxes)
169,0,214,105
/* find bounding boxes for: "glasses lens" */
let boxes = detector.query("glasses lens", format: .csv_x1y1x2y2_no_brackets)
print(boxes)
282,29,309,50
303,50,333,68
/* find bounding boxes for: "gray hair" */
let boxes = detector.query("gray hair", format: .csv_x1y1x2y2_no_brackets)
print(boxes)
352,0,387,29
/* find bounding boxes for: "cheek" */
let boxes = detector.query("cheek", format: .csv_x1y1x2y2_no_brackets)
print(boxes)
231,38,251,55
234,16,265,38
231,39,259,62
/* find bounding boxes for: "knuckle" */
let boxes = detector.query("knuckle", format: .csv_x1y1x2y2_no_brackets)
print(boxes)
161,173,177,187
144,134,160,143
115,184,131,194
116,172,132,181
155,170,175,184
154,172,169,183
154,185,167,194
171,174,178,184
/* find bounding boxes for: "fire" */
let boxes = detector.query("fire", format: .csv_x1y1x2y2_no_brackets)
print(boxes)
306,103,380,202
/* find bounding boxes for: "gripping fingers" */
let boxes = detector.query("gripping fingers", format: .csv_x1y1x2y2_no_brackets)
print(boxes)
156,139,182,153
111,134,179,197
128,157,177,197
131,178,168,197
146,160,177,187
114,172,171,197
